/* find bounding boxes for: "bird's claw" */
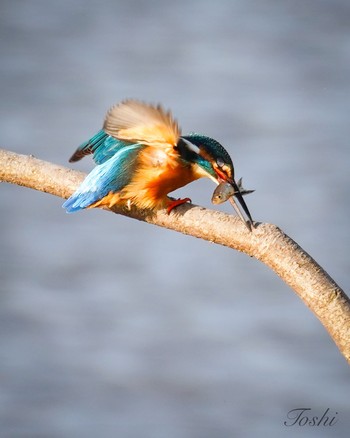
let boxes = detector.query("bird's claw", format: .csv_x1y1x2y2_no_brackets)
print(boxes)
167,197,192,214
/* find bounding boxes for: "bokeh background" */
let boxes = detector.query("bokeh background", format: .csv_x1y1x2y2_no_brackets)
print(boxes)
1,1,349,437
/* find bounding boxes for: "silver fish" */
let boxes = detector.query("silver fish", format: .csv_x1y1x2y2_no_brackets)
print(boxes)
211,182,235,204
211,178,254,205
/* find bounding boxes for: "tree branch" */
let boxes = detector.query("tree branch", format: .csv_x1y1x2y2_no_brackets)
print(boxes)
1,148,350,363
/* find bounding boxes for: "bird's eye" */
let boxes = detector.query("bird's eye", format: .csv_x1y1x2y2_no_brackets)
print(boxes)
217,158,225,168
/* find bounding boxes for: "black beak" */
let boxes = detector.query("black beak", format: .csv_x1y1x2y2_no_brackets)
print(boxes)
227,178,254,231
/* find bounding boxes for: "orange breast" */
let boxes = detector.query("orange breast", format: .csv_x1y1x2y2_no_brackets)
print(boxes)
119,146,199,210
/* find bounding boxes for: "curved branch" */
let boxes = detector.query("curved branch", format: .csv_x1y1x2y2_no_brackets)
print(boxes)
1,148,350,363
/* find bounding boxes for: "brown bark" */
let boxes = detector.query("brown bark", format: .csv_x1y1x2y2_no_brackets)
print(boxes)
1,148,349,363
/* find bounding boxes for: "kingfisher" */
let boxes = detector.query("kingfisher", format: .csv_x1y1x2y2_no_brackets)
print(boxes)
63,100,254,229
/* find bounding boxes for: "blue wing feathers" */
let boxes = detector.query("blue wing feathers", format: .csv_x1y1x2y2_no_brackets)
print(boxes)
69,130,107,162
63,144,143,213
93,135,128,164
69,130,130,164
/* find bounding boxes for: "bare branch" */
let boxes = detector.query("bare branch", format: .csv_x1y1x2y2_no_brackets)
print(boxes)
1,148,350,363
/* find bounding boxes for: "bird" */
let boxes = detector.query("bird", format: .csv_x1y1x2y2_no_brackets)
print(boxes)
63,99,254,229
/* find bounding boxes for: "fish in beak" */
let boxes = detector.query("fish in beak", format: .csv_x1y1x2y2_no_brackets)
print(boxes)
212,178,254,231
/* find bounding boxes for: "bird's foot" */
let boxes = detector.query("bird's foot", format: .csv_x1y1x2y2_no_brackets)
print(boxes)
167,197,192,214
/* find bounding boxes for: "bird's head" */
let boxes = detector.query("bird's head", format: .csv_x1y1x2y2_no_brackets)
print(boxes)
177,133,253,229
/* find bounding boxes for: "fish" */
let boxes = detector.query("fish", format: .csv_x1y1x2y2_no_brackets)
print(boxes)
211,178,254,205
211,182,235,204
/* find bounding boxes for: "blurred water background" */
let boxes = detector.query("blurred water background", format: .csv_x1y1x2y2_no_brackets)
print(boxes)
1,1,349,437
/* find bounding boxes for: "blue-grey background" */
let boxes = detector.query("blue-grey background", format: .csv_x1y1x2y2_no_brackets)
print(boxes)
1,1,349,437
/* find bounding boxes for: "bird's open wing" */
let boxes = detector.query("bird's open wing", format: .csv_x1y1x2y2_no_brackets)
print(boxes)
103,99,181,147
68,130,130,164
63,143,143,213
69,100,180,163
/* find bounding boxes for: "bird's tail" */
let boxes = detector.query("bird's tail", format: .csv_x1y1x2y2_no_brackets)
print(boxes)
63,191,101,213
